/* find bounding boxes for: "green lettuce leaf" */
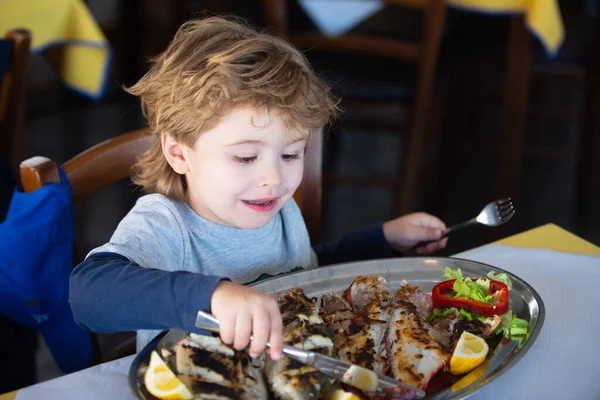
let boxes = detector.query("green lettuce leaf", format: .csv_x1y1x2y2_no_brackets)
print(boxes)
494,307,513,337
426,307,458,321
510,315,530,335
474,278,491,292
493,307,530,348
453,278,494,303
443,267,463,280
487,271,513,290
459,308,473,321
510,315,530,348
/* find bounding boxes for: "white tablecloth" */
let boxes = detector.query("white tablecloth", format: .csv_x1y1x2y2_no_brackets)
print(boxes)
455,245,600,399
16,355,135,399
15,244,600,399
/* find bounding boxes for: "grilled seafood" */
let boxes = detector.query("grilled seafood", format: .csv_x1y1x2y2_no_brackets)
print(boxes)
343,276,390,314
265,288,335,400
394,283,455,348
318,277,390,375
173,333,267,400
150,275,500,399
387,300,449,391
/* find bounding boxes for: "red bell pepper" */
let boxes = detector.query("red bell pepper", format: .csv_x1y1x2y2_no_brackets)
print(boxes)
431,279,509,317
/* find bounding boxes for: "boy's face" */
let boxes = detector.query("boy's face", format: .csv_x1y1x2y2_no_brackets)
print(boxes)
163,107,306,229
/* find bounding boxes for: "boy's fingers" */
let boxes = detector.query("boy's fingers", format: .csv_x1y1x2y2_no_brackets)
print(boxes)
218,313,235,345
429,228,443,240
267,306,283,360
233,309,252,351
248,308,270,358
415,239,445,254
415,213,447,230
415,245,431,255
413,227,442,242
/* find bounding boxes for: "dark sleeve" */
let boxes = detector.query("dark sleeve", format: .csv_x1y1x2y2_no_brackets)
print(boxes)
69,252,228,333
313,223,402,266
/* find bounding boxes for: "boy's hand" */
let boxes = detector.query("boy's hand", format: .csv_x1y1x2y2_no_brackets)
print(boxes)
210,281,283,360
383,212,448,254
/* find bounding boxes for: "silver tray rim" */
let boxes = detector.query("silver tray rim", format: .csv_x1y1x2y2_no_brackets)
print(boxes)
129,256,545,400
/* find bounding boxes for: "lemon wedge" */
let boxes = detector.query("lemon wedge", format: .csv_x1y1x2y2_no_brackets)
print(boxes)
329,389,361,400
342,365,379,392
449,331,489,375
144,351,193,400
451,359,490,392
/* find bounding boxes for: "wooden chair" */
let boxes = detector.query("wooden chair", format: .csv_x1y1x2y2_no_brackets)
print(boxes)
19,127,324,363
20,129,153,364
263,0,446,216
0,29,34,391
0,29,31,171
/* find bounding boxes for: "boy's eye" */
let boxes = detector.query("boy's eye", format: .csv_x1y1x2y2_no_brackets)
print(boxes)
282,153,300,161
234,155,257,164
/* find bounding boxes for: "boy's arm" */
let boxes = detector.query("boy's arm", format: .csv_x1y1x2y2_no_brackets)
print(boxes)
70,252,228,333
312,223,401,266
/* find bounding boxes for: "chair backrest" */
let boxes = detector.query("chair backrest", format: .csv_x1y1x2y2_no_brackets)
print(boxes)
264,0,446,215
264,0,445,64
0,29,31,169
20,128,324,244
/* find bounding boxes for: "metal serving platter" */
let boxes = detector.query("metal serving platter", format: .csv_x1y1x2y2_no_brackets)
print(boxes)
129,257,545,400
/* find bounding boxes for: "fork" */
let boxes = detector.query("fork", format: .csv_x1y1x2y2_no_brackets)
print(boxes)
417,198,515,247
441,198,515,238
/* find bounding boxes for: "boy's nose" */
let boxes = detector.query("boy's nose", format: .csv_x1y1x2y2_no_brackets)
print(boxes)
258,164,282,187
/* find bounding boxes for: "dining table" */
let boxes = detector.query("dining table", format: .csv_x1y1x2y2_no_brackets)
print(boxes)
0,222,598,399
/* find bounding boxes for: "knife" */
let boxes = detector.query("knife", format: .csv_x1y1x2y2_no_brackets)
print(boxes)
155,328,188,355
196,310,426,399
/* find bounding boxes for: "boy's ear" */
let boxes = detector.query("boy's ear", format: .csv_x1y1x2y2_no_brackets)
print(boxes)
161,133,189,175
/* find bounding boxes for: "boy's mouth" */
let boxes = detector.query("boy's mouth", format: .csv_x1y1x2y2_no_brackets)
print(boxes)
241,198,278,212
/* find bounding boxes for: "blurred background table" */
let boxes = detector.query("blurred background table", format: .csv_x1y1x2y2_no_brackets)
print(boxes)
299,0,564,54
0,0,111,100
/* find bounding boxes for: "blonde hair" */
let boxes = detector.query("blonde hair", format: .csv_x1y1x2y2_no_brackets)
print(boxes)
127,16,339,200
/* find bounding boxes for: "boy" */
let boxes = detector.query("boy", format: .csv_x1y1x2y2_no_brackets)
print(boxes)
70,16,447,361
